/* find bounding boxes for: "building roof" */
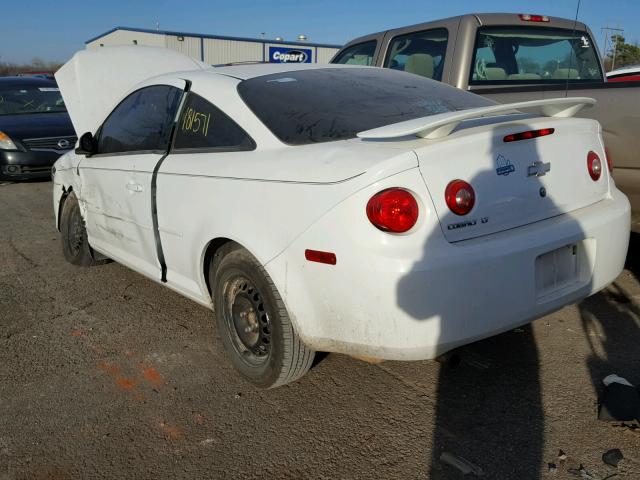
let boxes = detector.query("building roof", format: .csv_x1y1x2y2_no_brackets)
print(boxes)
85,26,342,49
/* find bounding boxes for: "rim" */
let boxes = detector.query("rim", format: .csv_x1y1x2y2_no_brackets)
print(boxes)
68,205,85,256
223,275,272,367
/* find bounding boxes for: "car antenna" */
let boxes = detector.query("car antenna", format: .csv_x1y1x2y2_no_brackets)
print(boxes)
566,0,582,98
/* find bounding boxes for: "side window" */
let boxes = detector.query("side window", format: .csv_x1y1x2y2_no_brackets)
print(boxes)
384,29,449,81
173,93,254,151
97,85,182,155
331,41,377,66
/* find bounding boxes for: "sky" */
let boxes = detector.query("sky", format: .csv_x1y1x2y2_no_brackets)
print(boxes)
1,0,638,64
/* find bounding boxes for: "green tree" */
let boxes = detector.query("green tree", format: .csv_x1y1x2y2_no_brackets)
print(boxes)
605,34,640,71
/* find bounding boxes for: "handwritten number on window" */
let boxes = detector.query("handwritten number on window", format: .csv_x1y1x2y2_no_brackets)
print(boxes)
181,107,211,137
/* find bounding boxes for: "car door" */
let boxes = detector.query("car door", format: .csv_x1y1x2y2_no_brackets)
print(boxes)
154,91,256,298
78,82,185,278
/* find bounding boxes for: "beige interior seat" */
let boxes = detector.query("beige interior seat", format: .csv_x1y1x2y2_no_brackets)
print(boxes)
404,53,434,78
553,68,580,79
485,67,508,80
345,55,370,65
508,73,542,80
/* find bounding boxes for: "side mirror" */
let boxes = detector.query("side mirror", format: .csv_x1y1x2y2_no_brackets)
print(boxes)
75,132,97,156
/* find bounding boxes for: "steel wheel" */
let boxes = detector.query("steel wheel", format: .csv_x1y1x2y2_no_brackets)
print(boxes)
211,243,315,388
223,276,272,366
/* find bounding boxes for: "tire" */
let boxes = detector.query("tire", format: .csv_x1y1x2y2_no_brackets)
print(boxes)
60,193,98,267
210,243,315,388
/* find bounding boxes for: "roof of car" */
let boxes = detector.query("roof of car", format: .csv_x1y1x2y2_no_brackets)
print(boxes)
208,62,366,80
0,76,58,87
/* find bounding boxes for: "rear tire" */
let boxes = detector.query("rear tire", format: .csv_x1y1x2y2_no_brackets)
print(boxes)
210,243,315,388
60,193,98,267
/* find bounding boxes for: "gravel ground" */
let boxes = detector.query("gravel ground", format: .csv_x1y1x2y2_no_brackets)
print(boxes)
1,180,639,480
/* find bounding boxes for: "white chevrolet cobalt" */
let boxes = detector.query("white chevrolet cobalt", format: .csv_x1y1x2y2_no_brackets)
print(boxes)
53,47,629,388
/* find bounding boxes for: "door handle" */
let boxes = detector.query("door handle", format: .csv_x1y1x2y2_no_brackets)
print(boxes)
126,182,143,193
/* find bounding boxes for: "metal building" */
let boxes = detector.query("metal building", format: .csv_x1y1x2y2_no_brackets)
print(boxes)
85,27,341,65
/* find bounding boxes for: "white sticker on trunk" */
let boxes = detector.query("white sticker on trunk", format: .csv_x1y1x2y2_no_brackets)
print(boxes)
38,87,59,92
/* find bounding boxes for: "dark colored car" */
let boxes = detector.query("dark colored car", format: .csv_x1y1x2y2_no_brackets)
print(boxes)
0,76,76,181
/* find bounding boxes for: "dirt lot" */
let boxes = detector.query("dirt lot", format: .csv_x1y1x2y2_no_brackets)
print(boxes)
1,180,639,480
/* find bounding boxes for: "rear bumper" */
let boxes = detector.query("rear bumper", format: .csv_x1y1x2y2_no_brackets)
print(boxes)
0,149,63,180
267,187,630,361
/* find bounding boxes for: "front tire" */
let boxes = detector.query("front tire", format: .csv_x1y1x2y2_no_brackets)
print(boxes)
210,243,315,388
60,193,98,267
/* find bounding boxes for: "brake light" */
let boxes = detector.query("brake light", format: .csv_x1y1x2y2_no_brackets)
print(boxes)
503,128,555,143
366,188,419,233
519,14,550,22
587,151,602,181
445,180,475,216
605,147,613,172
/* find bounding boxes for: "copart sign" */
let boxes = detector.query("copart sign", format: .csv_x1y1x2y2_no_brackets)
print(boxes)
268,46,312,63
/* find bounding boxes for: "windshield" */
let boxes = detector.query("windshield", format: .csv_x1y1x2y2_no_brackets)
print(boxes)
237,67,491,145
470,26,603,84
0,84,66,115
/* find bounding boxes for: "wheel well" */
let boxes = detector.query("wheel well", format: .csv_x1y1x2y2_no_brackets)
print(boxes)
203,237,234,296
57,186,72,232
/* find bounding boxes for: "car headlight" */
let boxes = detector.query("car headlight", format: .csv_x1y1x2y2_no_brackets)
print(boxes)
0,131,17,150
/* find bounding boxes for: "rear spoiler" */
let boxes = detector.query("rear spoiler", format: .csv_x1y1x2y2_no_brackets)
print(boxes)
357,97,596,140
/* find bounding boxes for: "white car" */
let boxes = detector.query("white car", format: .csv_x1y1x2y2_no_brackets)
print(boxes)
53,47,630,388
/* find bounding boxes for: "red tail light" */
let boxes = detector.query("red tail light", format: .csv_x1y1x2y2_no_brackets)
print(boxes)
366,188,419,233
503,128,555,143
605,147,613,172
587,151,602,181
519,14,550,22
445,180,475,216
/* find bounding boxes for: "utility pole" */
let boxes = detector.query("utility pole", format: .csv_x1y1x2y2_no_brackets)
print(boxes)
601,25,624,71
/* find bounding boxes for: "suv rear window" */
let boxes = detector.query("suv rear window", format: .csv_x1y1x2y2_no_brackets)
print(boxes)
470,26,603,84
237,67,491,145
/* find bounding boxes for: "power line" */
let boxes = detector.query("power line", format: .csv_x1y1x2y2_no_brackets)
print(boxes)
601,25,624,70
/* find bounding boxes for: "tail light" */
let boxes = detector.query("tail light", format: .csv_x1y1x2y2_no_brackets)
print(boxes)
519,14,550,22
587,151,602,181
445,180,475,216
366,188,419,233
605,147,613,172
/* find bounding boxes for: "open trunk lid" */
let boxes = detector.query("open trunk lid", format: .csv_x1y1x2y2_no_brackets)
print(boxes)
414,116,609,242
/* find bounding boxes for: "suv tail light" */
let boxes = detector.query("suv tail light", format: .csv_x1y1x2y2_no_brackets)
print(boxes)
445,180,475,215
366,188,419,233
587,151,602,181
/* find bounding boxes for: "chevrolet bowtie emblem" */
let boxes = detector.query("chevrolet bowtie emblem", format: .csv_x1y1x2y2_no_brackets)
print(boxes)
528,161,551,177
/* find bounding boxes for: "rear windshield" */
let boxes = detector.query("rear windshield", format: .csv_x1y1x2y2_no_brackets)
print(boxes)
470,26,603,84
0,84,66,115
237,67,491,145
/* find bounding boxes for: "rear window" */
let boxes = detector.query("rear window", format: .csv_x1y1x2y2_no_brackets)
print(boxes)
237,67,491,145
470,26,603,84
173,92,254,151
